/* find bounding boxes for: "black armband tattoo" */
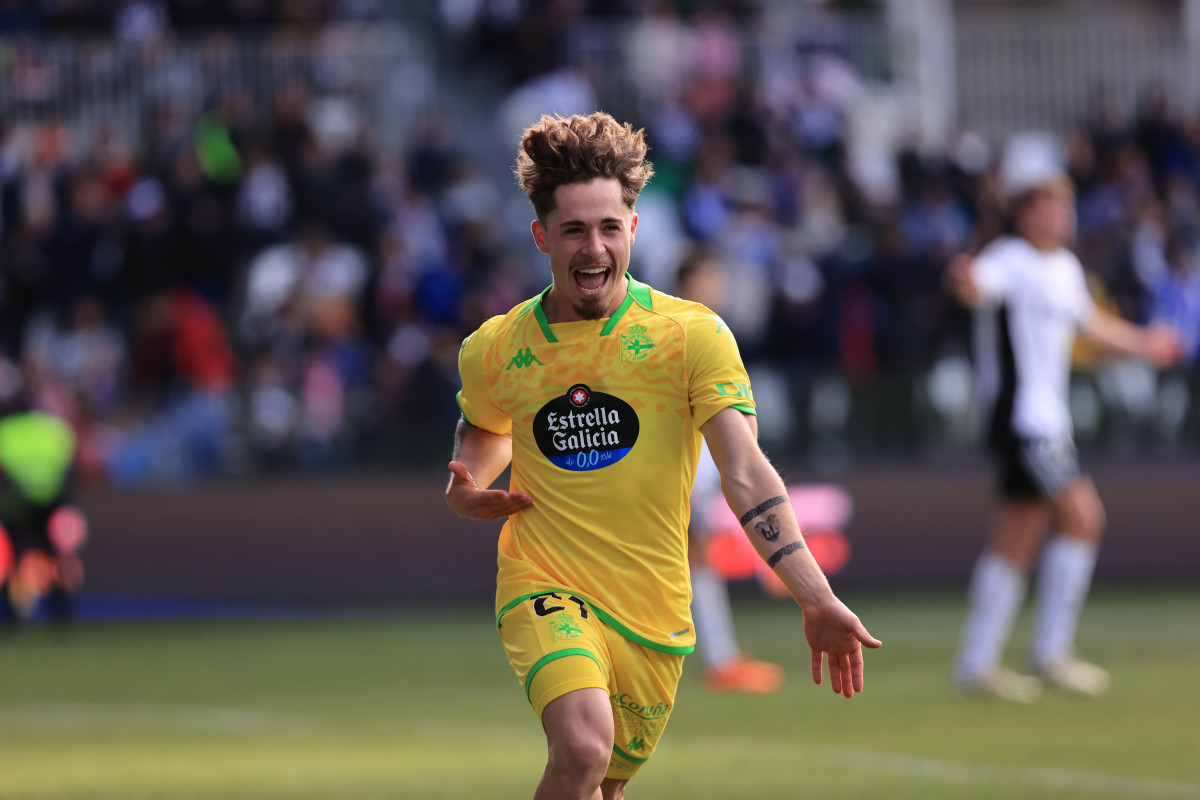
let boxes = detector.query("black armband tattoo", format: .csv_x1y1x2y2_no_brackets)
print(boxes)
738,495,789,527
766,541,806,568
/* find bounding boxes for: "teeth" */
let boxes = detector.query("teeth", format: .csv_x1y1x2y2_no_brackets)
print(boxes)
578,267,609,274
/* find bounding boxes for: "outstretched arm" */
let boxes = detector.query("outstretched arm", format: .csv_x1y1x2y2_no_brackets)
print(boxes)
1080,310,1182,368
446,418,533,520
700,407,881,697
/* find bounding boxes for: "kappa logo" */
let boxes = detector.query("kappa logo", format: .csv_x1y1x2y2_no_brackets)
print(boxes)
507,347,544,370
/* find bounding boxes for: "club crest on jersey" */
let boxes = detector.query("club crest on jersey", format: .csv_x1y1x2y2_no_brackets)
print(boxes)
620,324,655,362
533,384,640,471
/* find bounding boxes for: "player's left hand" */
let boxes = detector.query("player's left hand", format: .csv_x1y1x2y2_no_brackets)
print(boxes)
801,598,882,698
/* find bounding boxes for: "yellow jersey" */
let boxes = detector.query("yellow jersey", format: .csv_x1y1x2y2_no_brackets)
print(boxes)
457,276,755,654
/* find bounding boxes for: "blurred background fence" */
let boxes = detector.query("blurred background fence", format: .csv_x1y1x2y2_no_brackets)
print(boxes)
0,25,436,154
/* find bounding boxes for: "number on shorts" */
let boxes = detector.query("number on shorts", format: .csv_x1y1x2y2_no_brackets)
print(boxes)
532,592,589,619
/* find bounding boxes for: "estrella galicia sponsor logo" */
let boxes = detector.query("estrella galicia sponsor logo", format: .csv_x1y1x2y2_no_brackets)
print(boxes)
533,383,639,471
507,346,543,370
611,693,669,720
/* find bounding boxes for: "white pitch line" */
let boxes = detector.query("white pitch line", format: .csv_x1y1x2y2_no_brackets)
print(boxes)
0,700,323,737
684,736,1200,800
411,719,1200,799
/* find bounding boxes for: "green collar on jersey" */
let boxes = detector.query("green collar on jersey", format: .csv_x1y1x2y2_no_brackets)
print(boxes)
521,275,653,344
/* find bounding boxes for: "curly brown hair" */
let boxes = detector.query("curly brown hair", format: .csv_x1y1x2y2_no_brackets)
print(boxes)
515,112,654,220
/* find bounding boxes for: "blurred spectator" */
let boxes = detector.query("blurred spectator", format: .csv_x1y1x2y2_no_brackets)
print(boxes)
0,397,88,625
0,3,1197,488
1149,234,1200,366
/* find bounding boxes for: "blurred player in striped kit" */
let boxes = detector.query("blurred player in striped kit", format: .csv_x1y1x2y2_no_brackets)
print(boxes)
946,136,1182,701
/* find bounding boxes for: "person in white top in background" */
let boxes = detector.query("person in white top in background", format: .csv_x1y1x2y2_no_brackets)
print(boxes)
945,145,1182,702
678,252,785,694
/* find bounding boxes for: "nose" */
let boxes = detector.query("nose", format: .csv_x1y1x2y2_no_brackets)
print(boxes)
581,228,604,257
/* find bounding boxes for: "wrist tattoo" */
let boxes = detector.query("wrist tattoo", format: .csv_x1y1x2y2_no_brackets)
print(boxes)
738,495,789,527
766,541,806,568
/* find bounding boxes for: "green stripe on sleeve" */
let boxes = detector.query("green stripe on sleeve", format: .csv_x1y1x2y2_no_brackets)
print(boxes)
455,391,473,426
730,403,757,416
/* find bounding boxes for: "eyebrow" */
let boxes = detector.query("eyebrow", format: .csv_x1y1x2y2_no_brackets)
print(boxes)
558,217,624,229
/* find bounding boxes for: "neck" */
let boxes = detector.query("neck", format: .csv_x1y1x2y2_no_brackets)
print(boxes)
544,275,630,324
1022,233,1060,253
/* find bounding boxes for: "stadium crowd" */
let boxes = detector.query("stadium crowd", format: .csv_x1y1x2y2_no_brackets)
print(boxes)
1,1,1199,485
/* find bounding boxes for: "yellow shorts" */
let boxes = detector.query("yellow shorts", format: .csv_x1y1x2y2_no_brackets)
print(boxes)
498,591,684,779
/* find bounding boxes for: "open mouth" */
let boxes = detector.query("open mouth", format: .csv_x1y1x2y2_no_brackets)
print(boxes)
572,266,611,296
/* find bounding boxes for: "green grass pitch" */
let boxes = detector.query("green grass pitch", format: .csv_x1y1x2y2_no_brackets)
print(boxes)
1,584,1198,799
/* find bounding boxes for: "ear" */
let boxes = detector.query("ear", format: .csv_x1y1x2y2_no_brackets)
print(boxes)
629,212,639,246
531,219,549,254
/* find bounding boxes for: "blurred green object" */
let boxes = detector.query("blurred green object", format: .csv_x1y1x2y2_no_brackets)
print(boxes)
194,111,242,185
1,585,1197,799
0,411,75,509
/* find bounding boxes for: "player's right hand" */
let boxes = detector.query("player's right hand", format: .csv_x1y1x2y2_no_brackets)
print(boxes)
446,461,533,520
801,598,882,699
1143,322,1185,369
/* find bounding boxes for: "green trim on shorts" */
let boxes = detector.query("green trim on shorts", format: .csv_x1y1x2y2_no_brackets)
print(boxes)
586,604,694,655
611,743,650,765
525,648,601,703
497,590,695,656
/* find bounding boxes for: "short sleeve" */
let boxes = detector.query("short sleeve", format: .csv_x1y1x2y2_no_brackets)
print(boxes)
972,246,1011,306
456,323,512,435
685,310,756,429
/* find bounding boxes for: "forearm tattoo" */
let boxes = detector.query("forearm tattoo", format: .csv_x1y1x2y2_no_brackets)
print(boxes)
754,515,781,541
738,495,789,527
766,541,806,568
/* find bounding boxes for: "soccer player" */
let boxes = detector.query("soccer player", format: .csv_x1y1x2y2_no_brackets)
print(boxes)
446,112,880,800
946,166,1181,702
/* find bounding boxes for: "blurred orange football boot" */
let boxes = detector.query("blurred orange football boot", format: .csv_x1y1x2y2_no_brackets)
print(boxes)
704,654,785,694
